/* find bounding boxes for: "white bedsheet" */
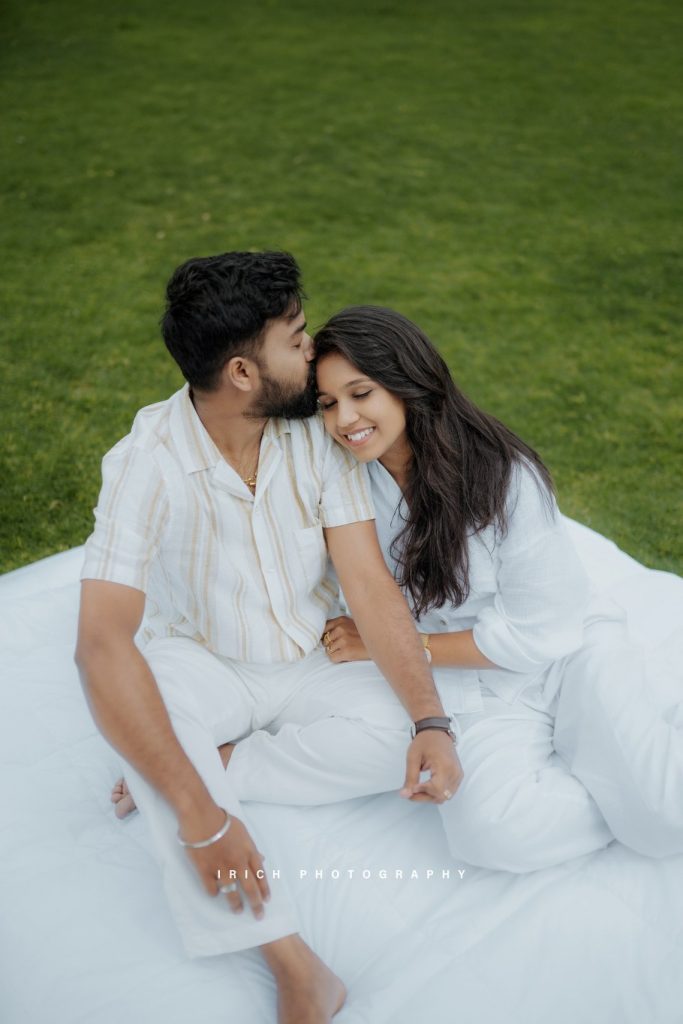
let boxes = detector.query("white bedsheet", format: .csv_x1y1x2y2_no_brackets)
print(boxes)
1,521,682,1024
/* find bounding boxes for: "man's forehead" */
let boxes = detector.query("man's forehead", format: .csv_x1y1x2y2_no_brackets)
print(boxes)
263,304,306,341
284,301,304,322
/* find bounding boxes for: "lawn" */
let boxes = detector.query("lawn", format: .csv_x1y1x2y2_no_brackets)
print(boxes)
1,0,681,573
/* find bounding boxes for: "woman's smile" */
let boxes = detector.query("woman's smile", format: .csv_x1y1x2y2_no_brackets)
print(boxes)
342,426,376,446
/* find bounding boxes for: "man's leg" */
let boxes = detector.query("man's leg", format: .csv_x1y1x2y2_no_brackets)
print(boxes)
122,637,347,1022
227,650,410,805
554,615,683,857
123,636,297,955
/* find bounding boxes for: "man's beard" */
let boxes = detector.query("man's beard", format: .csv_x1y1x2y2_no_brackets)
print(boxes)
247,363,318,420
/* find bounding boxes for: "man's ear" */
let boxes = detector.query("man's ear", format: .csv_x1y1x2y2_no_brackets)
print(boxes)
222,355,260,393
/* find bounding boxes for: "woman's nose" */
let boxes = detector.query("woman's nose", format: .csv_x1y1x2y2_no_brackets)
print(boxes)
336,402,360,429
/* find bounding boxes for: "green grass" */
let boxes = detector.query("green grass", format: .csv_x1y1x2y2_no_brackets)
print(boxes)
1,0,681,573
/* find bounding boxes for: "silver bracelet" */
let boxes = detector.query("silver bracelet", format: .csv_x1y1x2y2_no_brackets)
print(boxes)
177,808,232,849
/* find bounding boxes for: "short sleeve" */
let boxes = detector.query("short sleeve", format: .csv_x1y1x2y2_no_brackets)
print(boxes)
80,438,169,593
318,435,376,529
472,462,590,673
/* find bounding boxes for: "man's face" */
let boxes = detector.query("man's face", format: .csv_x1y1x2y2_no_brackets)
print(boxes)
248,308,318,419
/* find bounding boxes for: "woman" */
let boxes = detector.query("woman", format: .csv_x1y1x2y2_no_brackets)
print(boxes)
309,305,683,869
115,306,683,869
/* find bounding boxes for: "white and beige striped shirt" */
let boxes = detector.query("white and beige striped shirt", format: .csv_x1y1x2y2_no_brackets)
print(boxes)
81,385,375,662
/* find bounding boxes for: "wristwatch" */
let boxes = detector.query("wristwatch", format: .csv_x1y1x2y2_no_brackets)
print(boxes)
410,716,456,742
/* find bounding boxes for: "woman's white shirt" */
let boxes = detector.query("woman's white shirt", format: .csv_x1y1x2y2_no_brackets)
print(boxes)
366,458,591,708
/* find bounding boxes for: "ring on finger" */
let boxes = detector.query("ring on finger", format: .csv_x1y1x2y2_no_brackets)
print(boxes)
218,882,238,895
443,789,453,800
323,631,332,648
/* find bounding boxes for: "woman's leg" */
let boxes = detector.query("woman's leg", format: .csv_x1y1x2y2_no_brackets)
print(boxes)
554,616,683,857
438,692,614,873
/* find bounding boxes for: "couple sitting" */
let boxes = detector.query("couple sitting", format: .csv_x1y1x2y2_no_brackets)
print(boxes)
76,250,683,1024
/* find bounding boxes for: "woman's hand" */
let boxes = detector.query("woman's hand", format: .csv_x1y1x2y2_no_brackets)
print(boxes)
322,616,370,662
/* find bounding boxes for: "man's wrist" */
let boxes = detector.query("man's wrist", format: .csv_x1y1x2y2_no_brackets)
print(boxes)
411,715,456,742
170,779,215,823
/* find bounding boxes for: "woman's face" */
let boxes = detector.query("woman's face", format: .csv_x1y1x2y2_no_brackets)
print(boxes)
316,352,408,463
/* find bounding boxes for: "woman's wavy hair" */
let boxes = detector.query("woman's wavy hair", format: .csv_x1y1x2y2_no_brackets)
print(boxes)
314,306,554,617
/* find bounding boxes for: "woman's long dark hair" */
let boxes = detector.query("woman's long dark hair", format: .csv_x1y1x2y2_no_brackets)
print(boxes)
314,306,554,618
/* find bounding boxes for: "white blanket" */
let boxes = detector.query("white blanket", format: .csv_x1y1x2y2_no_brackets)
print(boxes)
1,521,682,1024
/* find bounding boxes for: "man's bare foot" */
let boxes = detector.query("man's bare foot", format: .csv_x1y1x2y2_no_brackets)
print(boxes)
110,742,236,820
262,935,346,1024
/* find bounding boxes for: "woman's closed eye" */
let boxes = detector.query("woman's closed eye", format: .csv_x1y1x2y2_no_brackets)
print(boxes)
319,390,372,411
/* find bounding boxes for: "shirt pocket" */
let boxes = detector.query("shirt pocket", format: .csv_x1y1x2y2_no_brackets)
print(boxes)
293,523,328,588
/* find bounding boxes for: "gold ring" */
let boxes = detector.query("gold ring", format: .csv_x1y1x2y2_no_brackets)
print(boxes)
323,631,332,647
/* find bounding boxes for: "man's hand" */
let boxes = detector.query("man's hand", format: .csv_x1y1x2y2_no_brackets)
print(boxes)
399,730,463,804
322,616,370,663
178,803,270,919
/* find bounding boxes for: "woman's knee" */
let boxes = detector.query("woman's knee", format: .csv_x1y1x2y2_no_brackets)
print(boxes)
442,793,549,873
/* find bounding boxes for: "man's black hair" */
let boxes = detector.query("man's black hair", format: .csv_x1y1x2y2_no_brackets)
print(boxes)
161,250,304,391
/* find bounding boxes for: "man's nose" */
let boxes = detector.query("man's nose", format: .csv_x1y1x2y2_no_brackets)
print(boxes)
303,334,315,362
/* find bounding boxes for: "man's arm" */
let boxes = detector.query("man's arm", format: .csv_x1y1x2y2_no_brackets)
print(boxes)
324,520,463,803
75,580,269,916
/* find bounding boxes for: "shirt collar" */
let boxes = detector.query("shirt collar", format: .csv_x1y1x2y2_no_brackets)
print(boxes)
171,384,292,475
368,457,403,499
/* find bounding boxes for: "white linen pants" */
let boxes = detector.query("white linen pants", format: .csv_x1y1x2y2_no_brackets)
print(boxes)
123,636,413,958
229,619,683,871
226,658,615,874
126,637,607,959
554,611,683,858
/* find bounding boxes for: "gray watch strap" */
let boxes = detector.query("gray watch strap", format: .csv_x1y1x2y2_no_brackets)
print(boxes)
411,716,455,740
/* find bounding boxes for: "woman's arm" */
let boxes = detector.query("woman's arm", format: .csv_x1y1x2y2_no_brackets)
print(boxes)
323,615,496,669
324,463,589,673
427,629,497,668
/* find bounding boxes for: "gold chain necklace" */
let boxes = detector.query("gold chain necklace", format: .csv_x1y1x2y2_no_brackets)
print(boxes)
242,470,258,493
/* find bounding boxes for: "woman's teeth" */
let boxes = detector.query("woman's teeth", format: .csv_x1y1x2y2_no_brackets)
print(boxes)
345,428,374,443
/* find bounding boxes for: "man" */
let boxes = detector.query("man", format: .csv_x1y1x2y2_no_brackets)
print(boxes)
76,251,462,1024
